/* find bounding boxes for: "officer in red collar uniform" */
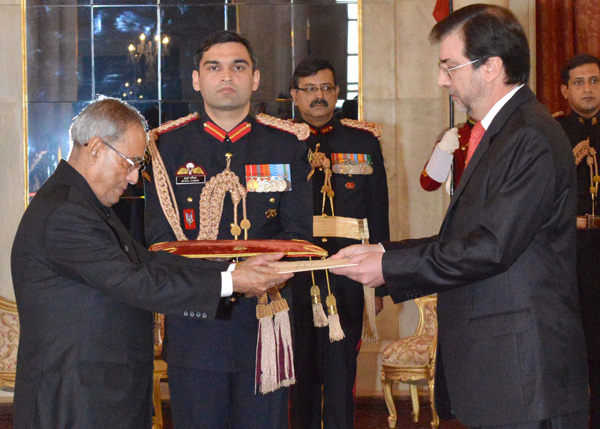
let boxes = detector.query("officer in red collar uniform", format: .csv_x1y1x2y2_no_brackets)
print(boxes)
555,54,600,428
144,31,312,429
288,57,390,429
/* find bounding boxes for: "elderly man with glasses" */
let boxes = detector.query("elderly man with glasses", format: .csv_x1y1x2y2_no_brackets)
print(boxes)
289,57,390,429
10,96,291,428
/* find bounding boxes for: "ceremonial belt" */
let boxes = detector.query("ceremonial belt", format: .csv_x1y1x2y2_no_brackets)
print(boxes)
577,215,600,230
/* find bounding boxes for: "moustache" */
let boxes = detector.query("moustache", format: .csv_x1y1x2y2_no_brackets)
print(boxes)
310,99,329,108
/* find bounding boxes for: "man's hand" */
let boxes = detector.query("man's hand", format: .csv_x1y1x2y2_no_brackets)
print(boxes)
330,247,385,288
330,244,383,260
231,252,293,297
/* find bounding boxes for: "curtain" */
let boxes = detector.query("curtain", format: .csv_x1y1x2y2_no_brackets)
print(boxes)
536,0,600,114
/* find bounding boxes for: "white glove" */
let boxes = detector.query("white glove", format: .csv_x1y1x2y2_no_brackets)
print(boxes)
437,127,459,153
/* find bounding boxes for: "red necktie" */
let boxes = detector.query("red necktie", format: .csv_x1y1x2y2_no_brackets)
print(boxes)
465,121,485,166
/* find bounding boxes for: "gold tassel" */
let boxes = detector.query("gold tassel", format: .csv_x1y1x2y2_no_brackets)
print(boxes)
361,286,379,342
310,270,328,328
270,287,296,388
325,270,345,342
255,293,278,394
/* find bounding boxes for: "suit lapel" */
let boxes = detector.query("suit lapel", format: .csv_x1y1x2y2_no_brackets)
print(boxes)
443,86,536,223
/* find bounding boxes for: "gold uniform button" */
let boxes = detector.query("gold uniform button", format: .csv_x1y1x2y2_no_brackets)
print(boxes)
269,198,275,203
322,238,328,242
187,197,193,202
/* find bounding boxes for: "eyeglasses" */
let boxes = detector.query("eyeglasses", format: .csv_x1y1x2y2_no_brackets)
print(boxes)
295,85,337,93
438,59,480,78
99,139,145,174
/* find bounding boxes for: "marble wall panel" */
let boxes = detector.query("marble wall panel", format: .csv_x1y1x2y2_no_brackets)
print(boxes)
395,0,441,101
362,2,396,101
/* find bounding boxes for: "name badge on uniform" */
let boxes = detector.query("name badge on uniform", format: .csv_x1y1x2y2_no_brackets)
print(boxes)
175,162,207,185
245,164,291,192
331,153,373,175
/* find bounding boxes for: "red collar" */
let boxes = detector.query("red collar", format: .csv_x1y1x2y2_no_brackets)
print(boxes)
203,121,251,142
308,124,334,136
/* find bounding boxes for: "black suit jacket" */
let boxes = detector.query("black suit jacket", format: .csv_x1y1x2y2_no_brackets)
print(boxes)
382,87,589,426
11,161,226,428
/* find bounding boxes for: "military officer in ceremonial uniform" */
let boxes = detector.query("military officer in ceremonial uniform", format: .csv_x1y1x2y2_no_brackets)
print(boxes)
288,57,390,429
556,53,600,428
420,118,473,193
144,31,312,429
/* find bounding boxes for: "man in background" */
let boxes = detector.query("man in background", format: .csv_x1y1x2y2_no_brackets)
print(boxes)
289,57,389,429
332,4,589,427
556,53,600,428
10,97,290,428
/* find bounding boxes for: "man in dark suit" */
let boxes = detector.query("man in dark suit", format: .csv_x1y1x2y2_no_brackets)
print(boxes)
10,97,292,428
555,54,600,428
143,31,312,428
288,57,389,429
332,4,589,428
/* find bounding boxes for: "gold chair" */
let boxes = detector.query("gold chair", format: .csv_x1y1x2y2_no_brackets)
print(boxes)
380,294,438,429
0,296,19,390
152,313,168,429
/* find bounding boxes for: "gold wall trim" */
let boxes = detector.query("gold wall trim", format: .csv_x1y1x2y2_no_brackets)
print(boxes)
21,0,29,209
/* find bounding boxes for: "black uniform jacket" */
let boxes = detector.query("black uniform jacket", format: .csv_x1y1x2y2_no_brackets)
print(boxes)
11,161,225,428
556,110,600,215
382,87,589,426
144,113,312,371
299,119,390,312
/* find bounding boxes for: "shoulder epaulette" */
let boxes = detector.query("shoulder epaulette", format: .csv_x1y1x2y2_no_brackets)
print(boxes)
340,118,382,138
153,112,200,135
256,113,310,141
552,111,565,119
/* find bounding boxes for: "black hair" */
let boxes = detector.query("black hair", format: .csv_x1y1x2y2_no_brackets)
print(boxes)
561,54,600,86
194,30,257,72
291,57,337,89
430,4,530,85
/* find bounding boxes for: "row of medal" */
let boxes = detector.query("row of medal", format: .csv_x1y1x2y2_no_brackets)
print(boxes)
331,153,373,175
245,163,292,193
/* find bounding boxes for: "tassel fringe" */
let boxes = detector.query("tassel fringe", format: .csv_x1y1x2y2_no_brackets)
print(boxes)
361,286,379,342
255,294,278,394
271,289,296,388
310,284,329,327
325,294,345,342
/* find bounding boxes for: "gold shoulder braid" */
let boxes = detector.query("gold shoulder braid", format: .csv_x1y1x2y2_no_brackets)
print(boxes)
147,129,188,241
573,138,600,211
256,113,311,140
340,118,382,138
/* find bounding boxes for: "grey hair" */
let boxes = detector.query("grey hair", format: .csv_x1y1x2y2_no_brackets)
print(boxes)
69,96,148,151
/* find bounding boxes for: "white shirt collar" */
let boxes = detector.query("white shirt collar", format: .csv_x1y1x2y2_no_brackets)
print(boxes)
480,84,525,130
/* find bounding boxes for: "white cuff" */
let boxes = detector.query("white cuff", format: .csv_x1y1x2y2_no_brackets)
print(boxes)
425,146,453,183
220,265,236,297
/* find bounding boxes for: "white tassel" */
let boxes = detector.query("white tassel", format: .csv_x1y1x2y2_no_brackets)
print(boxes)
311,284,329,327
326,294,345,342
255,294,278,394
274,309,296,387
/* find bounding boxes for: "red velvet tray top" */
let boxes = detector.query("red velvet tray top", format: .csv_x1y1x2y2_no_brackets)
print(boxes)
149,239,328,259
